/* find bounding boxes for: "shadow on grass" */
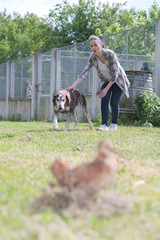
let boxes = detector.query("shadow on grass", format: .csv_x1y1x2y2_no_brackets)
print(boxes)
26,128,54,133
0,134,15,139
26,128,93,133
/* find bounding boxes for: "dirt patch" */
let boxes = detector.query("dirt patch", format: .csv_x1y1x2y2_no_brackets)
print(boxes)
32,184,132,218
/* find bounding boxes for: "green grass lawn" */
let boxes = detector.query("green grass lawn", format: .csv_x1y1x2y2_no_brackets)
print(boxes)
0,121,160,240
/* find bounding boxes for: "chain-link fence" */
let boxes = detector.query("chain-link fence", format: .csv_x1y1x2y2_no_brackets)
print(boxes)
0,21,158,120
60,50,93,94
13,56,32,99
40,52,51,94
58,22,156,92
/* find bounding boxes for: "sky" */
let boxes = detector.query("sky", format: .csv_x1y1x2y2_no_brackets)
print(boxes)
0,0,158,18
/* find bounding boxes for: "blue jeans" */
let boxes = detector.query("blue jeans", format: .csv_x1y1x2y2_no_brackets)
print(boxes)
101,82,123,126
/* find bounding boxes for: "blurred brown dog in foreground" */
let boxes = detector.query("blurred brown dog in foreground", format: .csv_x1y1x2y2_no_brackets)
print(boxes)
50,139,120,197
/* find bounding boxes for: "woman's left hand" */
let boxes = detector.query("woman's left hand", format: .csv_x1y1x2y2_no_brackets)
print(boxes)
99,82,114,98
99,88,108,98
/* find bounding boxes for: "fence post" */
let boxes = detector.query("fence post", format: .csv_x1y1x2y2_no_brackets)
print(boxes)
36,54,42,121
6,61,10,119
155,18,160,97
126,31,129,70
50,48,57,121
55,49,61,91
31,54,37,120
10,62,15,98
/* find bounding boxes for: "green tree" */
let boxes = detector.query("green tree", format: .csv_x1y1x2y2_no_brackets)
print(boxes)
48,0,160,46
0,1,160,63
48,0,98,46
0,10,54,63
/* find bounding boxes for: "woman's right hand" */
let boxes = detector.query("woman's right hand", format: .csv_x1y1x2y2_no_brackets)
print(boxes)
67,84,76,92
67,78,84,92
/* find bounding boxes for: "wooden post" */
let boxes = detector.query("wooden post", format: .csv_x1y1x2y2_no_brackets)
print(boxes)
6,61,10,119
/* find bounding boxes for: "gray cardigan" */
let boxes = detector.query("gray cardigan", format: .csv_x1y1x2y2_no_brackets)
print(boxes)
79,48,130,98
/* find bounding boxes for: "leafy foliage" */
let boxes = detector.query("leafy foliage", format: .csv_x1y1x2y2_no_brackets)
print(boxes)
134,92,160,127
0,11,54,63
48,0,160,47
48,0,98,45
0,1,160,63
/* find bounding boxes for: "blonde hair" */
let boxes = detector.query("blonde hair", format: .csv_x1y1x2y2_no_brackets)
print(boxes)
89,36,104,48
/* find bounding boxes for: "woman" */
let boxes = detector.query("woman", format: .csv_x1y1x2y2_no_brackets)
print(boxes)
67,36,130,131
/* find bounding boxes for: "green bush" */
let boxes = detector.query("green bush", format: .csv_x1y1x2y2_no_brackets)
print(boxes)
134,92,160,127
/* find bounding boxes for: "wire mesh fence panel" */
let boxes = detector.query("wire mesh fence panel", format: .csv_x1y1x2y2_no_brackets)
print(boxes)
37,52,51,121
104,31,127,54
128,24,155,56
104,24,155,72
41,52,51,95
102,32,129,72
0,63,7,100
60,51,75,89
14,56,32,99
58,23,156,94
60,50,93,94
61,40,90,52
127,24,156,87
75,52,93,94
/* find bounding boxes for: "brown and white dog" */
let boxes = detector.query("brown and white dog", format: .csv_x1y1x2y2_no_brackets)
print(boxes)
52,89,93,131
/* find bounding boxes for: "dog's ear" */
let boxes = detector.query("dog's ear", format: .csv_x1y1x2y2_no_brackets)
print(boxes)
65,95,70,106
52,94,57,105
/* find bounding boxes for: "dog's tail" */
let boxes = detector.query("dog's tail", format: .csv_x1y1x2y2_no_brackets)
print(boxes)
78,92,87,109
78,91,93,130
